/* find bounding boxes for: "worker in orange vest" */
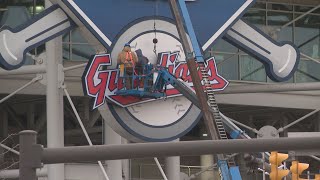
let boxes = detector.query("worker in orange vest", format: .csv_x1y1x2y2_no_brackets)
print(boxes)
117,43,138,89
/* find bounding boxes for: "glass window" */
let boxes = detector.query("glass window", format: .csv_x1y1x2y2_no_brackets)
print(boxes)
71,44,95,61
214,53,239,80
295,14,320,60
294,5,314,13
267,11,293,42
70,28,89,44
211,39,238,54
293,0,320,7
208,1,320,83
296,59,320,82
240,55,267,82
243,9,266,25
267,3,293,11
252,2,266,10
63,28,96,61
63,43,95,61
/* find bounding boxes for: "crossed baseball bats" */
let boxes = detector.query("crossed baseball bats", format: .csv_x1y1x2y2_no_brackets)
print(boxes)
0,3,299,82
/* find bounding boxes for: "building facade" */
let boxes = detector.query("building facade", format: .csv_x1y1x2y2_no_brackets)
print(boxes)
0,0,319,179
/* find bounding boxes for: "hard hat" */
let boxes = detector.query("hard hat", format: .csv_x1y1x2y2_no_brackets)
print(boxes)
124,43,131,47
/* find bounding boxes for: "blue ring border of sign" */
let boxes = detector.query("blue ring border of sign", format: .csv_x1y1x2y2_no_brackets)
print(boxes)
106,17,201,142
124,104,194,129
108,103,202,142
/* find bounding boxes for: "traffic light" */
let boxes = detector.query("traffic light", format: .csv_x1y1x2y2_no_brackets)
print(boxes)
290,161,309,180
269,151,290,180
315,174,320,180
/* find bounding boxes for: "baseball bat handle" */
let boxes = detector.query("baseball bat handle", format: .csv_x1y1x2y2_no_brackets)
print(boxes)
225,20,299,82
0,5,74,70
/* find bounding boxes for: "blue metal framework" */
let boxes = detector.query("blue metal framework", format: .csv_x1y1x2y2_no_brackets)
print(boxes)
115,64,167,99
177,0,204,62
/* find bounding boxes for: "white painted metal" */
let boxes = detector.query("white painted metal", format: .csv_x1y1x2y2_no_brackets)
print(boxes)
165,139,180,180
228,20,298,80
0,167,47,179
0,143,19,155
104,124,121,180
258,126,279,139
0,63,86,76
288,132,320,138
45,1,64,178
64,87,110,180
279,110,320,133
154,157,168,180
121,138,130,180
220,82,320,94
200,155,215,180
63,63,87,72
215,93,320,109
0,65,46,75
0,75,41,104
309,155,320,162
165,157,180,180
301,53,320,64
229,118,260,134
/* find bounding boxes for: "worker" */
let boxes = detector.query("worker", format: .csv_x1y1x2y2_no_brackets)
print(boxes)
117,43,138,89
135,49,149,74
135,49,149,88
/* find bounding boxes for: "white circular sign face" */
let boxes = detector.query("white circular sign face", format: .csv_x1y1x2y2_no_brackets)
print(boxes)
100,17,201,142
129,32,187,64
126,31,191,126
127,96,192,126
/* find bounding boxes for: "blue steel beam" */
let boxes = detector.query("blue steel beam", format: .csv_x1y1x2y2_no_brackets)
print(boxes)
177,0,204,62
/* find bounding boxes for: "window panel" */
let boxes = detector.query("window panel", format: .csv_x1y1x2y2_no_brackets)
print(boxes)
295,14,320,60
252,2,266,9
243,9,266,25
267,3,293,11
211,39,238,54
267,11,293,42
71,28,90,44
240,55,267,82
71,44,95,61
214,53,239,80
63,43,71,61
295,59,320,82
63,28,95,61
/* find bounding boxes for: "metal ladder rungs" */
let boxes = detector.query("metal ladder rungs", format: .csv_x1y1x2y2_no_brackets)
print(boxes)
198,62,236,167
198,63,236,167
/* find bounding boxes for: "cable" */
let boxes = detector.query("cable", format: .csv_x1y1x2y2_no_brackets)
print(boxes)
153,0,159,57
0,161,19,171
0,134,18,145
0,144,19,156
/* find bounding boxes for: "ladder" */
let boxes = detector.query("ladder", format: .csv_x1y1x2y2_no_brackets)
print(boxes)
198,62,236,167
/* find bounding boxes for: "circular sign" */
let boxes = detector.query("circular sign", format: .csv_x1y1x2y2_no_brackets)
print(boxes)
99,17,201,142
